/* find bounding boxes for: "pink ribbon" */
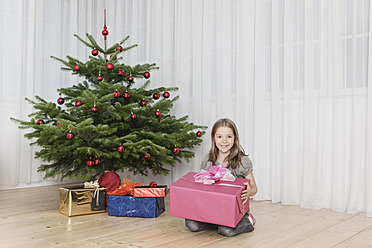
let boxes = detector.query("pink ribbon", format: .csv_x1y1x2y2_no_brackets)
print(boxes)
194,163,236,184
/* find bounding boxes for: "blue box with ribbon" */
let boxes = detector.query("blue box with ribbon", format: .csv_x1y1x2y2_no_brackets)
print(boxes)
107,195,165,218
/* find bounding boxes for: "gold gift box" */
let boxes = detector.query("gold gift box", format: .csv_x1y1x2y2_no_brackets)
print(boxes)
59,185,106,217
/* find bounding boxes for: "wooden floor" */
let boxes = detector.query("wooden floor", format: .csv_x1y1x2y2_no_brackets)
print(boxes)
1,185,372,248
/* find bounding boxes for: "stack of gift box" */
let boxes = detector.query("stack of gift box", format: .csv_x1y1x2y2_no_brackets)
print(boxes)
59,178,167,218
107,179,167,218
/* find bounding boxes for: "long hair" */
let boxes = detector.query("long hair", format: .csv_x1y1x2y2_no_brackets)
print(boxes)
208,118,246,169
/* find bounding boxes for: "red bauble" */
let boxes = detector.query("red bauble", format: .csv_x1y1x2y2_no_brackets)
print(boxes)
163,91,170,98
36,119,44,125
131,113,137,119
123,92,130,99
140,100,147,107
153,93,160,100
106,63,114,70
94,158,101,165
116,45,123,52
144,71,151,79
73,64,80,71
86,159,94,166
117,145,124,153
128,76,134,82
149,181,157,188
57,97,64,105
172,147,180,154
113,90,121,98
196,131,202,137
102,30,109,36
91,106,98,113
91,49,99,56
117,70,124,76
97,75,103,81
155,110,161,117
75,100,82,106
67,132,74,139
57,123,61,127
144,154,151,160
159,118,163,122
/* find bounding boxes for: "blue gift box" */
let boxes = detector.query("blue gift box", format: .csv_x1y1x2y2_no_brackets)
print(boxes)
107,195,165,218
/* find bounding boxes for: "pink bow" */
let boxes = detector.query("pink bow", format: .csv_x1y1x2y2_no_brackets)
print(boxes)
194,163,235,184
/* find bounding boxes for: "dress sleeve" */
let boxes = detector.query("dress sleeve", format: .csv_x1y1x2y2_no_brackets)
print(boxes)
199,154,210,171
237,155,253,178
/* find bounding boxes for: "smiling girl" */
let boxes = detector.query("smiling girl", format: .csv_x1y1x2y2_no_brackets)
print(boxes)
185,118,258,237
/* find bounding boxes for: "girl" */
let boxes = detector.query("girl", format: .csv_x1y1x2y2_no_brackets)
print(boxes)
185,118,258,237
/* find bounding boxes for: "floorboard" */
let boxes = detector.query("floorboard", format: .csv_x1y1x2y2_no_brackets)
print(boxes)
1,185,372,248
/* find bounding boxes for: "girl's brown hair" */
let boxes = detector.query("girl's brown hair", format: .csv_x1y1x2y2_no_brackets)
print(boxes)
208,118,246,169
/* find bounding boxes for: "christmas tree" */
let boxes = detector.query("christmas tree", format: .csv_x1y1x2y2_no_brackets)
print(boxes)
11,12,206,180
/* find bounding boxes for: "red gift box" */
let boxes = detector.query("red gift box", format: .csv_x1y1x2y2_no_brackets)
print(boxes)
133,186,167,197
170,172,249,227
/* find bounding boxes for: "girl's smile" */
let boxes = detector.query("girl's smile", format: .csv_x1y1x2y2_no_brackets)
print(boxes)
214,126,235,159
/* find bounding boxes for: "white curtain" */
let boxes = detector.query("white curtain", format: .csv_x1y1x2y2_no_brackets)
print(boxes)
1,0,371,216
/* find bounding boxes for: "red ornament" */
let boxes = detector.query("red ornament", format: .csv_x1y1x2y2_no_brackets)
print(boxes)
123,92,130,99
113,90,121,98
102,30,109,36
163,91,170,98
117,145,124,153
92,106,98,113
153,93,160,100
91,49,99,56
149,181,157,188
106,63,114,70
36,119,44,125
86,159,94,166
97,75,103,81
172,147,180,154
155,110,161,117
131,113,137,119
196,131,202,137
128,76,134,82
159,118,163,122
57,97,64,105
140,100,147,107
102,9,109,40
73,64,80,71
116,45,123,52
117,70,124,76
75,100,82,106
144,71,151,79
57,123,61,127
94,158,101,165
144,154,151,160
67,132,74,139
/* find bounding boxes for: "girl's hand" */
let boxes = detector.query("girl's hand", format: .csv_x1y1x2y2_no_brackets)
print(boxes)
241,182,251,204
241,172,258,204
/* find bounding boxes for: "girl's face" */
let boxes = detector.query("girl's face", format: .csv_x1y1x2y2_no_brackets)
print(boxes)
214,126,235,156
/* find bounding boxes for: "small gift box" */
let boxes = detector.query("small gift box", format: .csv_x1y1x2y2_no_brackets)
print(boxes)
59,185,106,217
107,195,165,218
133,185,167,198
170,172,249,227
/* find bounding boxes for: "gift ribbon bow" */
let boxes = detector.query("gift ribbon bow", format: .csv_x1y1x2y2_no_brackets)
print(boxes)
84,180,100,188
194,162,236,184
108,178,142,196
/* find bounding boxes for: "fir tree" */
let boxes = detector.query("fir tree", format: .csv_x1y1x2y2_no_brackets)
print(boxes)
11,18,206,180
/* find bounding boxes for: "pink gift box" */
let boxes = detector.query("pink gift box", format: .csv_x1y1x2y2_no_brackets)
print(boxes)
170,172,249,227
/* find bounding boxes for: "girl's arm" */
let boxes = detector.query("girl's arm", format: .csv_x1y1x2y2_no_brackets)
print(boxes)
241,172,258,204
